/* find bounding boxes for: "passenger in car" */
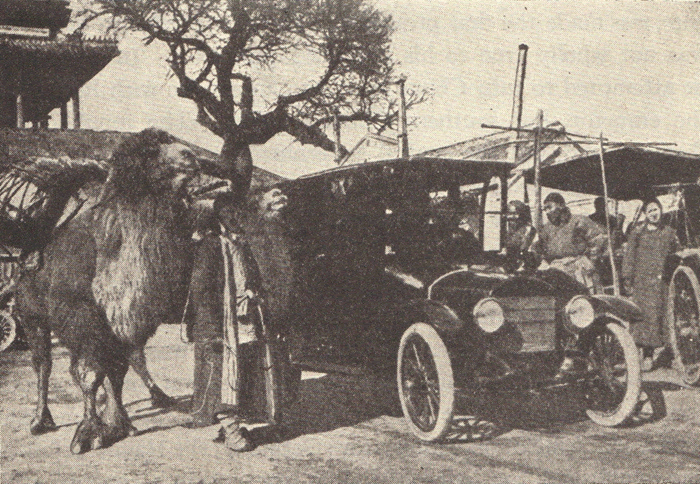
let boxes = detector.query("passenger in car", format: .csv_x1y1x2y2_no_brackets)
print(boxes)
503,200,537,271
622,197,680,371
433,195,481,263
534,192,607,293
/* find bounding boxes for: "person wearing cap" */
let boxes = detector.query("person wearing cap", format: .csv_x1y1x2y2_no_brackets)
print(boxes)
622,197,680,371
183,192,278,452
503,200,537,271
534,192,608,292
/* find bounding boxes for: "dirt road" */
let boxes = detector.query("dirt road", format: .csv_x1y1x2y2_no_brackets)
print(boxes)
2,325,700,483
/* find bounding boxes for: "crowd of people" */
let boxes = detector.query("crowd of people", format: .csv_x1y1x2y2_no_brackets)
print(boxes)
504,192,679,373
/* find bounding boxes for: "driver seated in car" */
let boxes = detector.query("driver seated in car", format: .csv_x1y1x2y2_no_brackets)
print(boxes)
533,192,608,294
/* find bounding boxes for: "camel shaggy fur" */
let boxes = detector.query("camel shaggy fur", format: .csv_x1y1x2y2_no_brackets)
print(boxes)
15,129,218,453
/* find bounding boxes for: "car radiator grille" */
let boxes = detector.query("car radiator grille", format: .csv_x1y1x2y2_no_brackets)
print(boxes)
500,296,557,352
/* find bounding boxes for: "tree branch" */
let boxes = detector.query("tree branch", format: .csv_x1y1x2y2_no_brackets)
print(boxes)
217,2,251,120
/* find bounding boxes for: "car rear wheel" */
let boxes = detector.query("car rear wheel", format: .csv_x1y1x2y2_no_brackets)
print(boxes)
397,322,454,442
668,266,700,386
0,310,17,352
584,322,641,427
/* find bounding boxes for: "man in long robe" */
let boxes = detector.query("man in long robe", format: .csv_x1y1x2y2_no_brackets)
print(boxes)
184,193,284,452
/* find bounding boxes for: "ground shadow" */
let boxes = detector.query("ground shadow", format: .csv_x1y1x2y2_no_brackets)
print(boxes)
238,370,679,446
440,377,673,442
279,372,401,440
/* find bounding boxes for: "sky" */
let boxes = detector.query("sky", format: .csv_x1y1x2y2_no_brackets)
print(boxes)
61,1,700,179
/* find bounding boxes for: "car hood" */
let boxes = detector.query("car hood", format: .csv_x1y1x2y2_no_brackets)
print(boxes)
385,262,576,300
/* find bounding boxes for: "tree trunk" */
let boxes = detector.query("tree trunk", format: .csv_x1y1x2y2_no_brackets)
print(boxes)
220,133,253,205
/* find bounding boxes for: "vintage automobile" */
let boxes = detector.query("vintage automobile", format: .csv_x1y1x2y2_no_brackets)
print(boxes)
279,156,642,442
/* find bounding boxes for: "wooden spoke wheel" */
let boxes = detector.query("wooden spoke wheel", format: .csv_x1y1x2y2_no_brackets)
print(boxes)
397,322,454,442
0,310,17,352
584,322,641,427
668,266,700,386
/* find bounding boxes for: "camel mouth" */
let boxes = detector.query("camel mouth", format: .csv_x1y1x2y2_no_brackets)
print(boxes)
269,198,288,212
188,179,231,198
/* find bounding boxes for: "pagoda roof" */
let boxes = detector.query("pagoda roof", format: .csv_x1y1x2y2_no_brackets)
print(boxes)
0,35,119,123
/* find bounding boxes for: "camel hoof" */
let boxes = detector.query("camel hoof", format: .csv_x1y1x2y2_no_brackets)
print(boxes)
100,408,136,442
150,386,176,408
30,409,58,435
70,417,107,454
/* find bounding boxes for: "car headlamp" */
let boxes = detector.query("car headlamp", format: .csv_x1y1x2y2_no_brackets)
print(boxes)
473,298,505,333
565,295,595,329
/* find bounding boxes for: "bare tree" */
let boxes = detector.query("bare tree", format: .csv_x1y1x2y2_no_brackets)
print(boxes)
74,0,431,193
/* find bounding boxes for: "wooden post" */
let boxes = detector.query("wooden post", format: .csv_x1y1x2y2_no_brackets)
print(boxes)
500,170,509,249
396,77,409,158
598,133,620,296
333,111,342,163
15,93,24,128
72,91,80,129
478,180,490,248
533,109,543,231
60,103,68,130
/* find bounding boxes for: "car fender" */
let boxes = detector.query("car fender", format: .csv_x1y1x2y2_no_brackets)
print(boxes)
399,299,486,367
402,299,465,336
588,294,643,329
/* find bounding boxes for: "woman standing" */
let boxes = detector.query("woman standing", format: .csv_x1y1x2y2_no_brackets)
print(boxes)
622,198,680,371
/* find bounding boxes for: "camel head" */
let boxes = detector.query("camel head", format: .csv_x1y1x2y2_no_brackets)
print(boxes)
98,128,206,204
247,185,288,222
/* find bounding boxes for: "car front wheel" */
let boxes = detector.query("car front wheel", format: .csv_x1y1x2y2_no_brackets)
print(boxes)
584,322,641,427
397,322,454,442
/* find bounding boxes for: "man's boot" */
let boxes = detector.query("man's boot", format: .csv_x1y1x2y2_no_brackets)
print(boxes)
224,419,254,452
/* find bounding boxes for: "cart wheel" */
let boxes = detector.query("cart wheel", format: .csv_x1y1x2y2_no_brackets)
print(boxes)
584,322,641,427
0,310,17,352
668,266,700,386
397,322,454,442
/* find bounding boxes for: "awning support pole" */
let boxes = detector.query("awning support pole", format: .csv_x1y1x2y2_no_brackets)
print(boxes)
16,93,24,128
534,109,543,232
599,133,620,296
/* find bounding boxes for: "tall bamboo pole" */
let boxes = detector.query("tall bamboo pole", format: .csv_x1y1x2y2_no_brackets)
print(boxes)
598,133,620,295
533,109,543,231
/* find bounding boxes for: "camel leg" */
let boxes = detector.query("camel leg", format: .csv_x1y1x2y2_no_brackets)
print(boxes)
28,323,57,435
129,346,176,408
101,360,137,443
68,355,108,454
